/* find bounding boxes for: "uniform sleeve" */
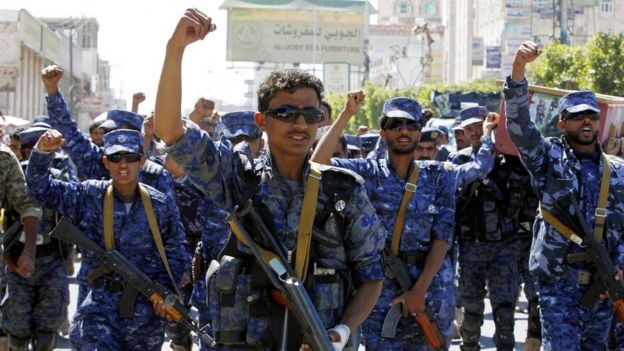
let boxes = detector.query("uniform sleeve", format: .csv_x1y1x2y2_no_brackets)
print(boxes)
453,136,495,190
431,167,456,244
342,183,386,287
162,193,191,286
46,91,107,180
330,158,371,178
25,149,87,221
1,151,42,220
504,77,549,182
166,119,232,205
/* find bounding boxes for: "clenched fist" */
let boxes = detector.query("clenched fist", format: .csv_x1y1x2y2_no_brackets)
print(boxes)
41,65,64,96
35,129,65,153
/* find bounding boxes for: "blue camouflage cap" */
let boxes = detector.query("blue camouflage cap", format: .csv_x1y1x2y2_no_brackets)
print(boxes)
419,127,441,143
360,133,380,152
452,117,464,131
19,126,50,148
556,91,600,117
382,97,423,123
99,110,144,131
459,106,488,128
103,129,143,156
344,134,361,151
31,115,51,128
222,111,261,139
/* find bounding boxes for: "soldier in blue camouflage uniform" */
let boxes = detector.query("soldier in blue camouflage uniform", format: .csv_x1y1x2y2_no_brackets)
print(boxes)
0,134,42,351
39,65,174,193
452,106,522,351
25,129,189,350
155,10,385,350
506,42,624,351
1,126,70,351
314,94,493,349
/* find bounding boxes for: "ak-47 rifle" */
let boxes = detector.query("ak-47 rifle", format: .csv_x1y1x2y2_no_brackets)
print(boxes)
226,200,334,351
49,217,215,347
556,192,624,325
381,248,447,350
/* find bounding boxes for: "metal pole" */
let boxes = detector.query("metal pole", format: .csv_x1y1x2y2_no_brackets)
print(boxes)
312,11,317,75
560,0,569,44
69,18,74,116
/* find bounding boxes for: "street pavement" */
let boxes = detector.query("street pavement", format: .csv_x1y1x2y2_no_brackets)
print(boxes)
54,263,533,350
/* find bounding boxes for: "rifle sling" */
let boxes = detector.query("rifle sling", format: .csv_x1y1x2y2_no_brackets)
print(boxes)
540,154,611,244
103,183,182,298
295,162,322,282
390,161,420,256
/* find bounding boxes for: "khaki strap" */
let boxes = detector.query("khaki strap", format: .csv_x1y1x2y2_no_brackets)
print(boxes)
594,154,611,241
390,161,420,256
540,153,611,245
295,162,322,282
103,184,182,297
229,218,280,265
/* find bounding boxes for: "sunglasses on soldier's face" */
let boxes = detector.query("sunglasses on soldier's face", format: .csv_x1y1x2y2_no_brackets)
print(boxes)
383,118,422,132
563,111,600,121
108,153,142,163
264,106,324,124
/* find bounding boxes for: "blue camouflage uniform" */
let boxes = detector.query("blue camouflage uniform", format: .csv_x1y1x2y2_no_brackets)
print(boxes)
25,129,189,351
331,98,455,350
45,91,174,192
452,106,521,351
166,118,385,350
1,127,70,351
505,78,624,351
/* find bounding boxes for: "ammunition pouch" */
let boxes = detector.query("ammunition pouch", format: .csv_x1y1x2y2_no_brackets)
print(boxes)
397,250,429,268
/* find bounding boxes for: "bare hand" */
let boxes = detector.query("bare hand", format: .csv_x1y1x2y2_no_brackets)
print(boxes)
16,251,35,278
483,112,500,135
169,8,216,50
343,90,365,117
133,92,146,104
163,154,184,178
514,41,541,67
35,129,66,153
601,267,624,300
299,332,340,351
389,286,426,317
41,65,64,96
190,97,215,123
143,113,155,138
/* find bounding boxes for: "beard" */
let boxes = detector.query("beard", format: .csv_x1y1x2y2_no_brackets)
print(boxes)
566,129,597,146
387,137,417,155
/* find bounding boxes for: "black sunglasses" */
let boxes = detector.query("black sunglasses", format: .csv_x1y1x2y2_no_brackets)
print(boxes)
264,106,324,124
383,118,422,132
108,153,142,163
563,111,600,121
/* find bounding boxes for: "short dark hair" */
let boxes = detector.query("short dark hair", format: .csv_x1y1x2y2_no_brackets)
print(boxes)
257,69,324,113
321,100,332,121
89,120,103,133
9,127,25,141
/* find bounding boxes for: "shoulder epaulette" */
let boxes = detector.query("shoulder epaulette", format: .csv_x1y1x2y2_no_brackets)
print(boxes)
318,164,364,186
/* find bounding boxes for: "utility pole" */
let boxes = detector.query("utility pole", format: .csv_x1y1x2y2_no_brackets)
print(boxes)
560,0,569,44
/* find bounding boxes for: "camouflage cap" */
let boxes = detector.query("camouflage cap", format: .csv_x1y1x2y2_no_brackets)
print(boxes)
556,91,600,117
99,110,144,132
382,97,423,122
437,125,450,137
452,116,464,131
459,106,488,128
221,111,261,139
419,127,441,143
344,134,361,151
31,115,51,128
360,133,380,153
103,129,143,155
19,126,50,148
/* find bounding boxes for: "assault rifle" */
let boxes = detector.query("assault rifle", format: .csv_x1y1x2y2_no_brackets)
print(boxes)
226,200,334,351
555,192,624,325
381,248,447,350
49,217,215,347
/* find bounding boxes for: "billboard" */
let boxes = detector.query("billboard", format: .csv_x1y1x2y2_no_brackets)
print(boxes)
226,8,365,65
323,62,350,93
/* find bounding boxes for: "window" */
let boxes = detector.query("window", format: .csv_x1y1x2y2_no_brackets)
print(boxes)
533,0,548,10
601,0,613,13
396,0,412,15
507,0,522,7
421,1,437,16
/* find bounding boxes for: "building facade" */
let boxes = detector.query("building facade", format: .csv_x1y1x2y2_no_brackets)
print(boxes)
0,9,112,130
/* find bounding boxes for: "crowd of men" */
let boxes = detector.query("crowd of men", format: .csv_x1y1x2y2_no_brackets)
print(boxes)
0,8,623,351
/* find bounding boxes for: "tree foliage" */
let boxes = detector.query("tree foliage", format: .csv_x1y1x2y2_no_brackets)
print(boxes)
326,79,499,134
528,33,624,96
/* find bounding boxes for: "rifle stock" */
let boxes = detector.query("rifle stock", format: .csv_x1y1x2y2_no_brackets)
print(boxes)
50,217,215,347
562,193,624,326
226,201,334,351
